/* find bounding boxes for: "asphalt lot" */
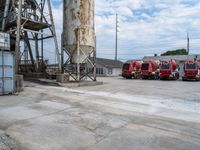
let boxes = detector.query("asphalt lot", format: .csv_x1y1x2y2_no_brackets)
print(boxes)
0,77,200,150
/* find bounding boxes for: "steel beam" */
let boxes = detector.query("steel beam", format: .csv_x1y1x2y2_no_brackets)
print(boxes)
15,0,22,74
47,0,61,72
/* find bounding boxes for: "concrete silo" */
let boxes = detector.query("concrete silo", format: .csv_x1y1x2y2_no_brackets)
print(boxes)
62,0,96,81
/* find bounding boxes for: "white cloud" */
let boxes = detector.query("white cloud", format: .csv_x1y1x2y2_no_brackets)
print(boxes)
95,0,200,60
47,0,200,62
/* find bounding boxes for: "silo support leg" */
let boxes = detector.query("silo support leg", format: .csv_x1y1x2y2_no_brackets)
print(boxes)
77,28,81,81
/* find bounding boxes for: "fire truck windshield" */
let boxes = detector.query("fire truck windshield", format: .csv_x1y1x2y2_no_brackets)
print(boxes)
142,64,149,70
161,64,170,70
186,63,196,70
123,63,130,70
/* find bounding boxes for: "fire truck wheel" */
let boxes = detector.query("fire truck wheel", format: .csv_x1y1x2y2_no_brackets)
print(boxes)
176,74,179,80
142,76,147,80
182,77,186,81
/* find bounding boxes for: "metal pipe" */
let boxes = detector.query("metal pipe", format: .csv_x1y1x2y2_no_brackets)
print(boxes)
2,0,10,31
94,36,97,81
15,0,23,74
61,33,64,73
22,28,51,36
62,0,65,74
41,30,44,71
77,28,80,81
24,31,35,67
35,33,39,72
41,0,44,72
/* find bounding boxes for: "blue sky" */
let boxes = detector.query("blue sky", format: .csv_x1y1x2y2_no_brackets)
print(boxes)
48,0,200,62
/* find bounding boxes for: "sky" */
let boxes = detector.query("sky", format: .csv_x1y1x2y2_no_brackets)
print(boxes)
48,0,200,62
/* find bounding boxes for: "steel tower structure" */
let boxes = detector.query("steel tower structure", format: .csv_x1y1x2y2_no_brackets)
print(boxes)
0,0,61,75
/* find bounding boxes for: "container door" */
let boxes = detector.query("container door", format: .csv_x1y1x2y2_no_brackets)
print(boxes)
0,51,14,95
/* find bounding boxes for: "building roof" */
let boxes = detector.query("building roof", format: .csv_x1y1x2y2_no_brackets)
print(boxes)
126,59,143,63
95,57,123,68
143,54,200,62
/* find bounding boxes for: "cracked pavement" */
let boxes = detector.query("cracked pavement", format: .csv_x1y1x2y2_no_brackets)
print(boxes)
0,77,200,150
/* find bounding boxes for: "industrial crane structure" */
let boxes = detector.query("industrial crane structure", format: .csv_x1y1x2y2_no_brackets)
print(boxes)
0,0,97,81
0,0,61,76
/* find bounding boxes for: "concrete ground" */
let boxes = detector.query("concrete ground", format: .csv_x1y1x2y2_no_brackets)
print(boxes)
0,77,200,150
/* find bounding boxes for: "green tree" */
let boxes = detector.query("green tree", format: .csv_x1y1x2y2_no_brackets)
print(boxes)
161,49,188,56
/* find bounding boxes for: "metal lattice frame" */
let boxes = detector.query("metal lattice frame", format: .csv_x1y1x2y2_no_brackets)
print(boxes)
62,45,96,82
1,0,61,74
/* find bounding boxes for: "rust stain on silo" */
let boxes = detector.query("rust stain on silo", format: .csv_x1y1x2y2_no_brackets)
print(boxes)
79,0,92,44
63,0,95,62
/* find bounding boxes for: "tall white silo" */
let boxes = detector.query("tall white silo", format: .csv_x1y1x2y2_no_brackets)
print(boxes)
63,0,95,63
62,0,96,80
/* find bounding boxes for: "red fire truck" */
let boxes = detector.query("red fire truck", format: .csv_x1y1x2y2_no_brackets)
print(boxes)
141,60,160,79
182,60,200,81
122,61,143,79
160,60,179,80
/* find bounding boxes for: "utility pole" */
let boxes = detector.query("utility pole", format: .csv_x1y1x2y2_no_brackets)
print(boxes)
115,13,119,61
187,32,190,55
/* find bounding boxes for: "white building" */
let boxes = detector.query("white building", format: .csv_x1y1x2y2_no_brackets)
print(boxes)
88,58,123,77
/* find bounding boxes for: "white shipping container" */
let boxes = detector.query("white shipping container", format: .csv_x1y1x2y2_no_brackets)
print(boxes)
0,51,15,95
0,32,10,50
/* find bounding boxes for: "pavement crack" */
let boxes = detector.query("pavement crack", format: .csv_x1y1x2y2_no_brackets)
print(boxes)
82,120,132,150
5,107,75,131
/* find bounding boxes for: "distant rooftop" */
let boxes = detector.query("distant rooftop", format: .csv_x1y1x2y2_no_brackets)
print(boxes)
126,59,143,63
95,57,123,68
143,54,200,62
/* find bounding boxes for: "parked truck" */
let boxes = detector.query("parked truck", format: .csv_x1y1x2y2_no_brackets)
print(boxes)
160,60,179,80
182,60,200,81
141,60,160,79
122,61,143,79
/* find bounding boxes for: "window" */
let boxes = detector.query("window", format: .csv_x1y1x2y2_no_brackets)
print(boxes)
87,68,93,73
142,64,149,70
96,68,104,75
161,64,170,70
108,68,113,75
100,68,103,74
186,63,196,70
123,63,130,70
96,68,99,74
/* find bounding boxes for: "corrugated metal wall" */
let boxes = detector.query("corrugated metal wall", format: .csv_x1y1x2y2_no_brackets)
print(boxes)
0,32,10,50
0,51,14,95
0,32,14,95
